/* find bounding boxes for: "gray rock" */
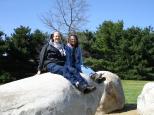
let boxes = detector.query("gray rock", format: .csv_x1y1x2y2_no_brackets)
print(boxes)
0,72,104,115
95,71,125,114
0,71,125,115
137,82,154,115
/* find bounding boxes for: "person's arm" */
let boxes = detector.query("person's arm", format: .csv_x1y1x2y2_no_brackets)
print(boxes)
79,47,83,65
76,47,82,72
37,44,48,74
65,45,71,66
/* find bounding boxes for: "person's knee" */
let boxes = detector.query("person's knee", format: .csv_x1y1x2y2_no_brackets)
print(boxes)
70,67,78,74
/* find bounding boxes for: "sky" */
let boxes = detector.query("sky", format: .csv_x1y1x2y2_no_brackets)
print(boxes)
0,0,154,36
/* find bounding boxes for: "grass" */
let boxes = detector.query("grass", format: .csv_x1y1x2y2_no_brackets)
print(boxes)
121,80,150,104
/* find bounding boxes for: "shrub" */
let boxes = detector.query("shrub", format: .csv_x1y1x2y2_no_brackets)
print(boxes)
0,71,12,83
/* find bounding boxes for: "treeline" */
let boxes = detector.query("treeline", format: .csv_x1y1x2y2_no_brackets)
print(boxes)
0,21,154,83
0,26,48,83
78,21,154,80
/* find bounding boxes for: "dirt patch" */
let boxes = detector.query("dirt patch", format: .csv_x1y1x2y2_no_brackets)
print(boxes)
96,104,138,115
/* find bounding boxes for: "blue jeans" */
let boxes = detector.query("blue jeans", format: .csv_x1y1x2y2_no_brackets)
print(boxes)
47,63,88,86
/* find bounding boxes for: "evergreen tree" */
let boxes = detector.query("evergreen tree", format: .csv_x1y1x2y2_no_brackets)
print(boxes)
9,26,32,60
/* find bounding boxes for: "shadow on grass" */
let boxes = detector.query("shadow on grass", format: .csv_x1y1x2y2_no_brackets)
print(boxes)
110,103,137,113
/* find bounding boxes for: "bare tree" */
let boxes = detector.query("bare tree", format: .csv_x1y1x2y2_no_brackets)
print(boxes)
41,0,88,34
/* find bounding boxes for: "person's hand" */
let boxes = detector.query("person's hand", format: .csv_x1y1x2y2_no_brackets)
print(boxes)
37,70,41,75
35,71,41,76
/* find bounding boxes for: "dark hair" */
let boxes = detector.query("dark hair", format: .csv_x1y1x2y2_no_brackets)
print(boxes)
68,34,79,47
50,31,62,42
50,34,54,42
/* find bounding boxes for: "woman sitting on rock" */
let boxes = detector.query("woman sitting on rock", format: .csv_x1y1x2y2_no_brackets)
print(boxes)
37,31,96,94
65,34,105,84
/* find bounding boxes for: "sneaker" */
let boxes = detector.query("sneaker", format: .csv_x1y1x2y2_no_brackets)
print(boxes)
76,83,96,94
90,73,106,84
83,84,96,94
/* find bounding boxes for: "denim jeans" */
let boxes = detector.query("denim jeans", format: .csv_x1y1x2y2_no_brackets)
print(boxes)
47,63,88,86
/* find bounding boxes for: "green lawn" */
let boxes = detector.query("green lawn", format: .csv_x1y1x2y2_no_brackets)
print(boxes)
122,80,150,104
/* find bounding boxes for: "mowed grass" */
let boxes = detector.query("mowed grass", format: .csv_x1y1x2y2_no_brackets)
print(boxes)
121,80,150,104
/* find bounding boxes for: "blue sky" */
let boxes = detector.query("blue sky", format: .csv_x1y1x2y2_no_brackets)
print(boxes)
0,0,154,36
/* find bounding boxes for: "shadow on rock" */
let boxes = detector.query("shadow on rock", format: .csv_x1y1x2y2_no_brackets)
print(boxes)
109,103,136,113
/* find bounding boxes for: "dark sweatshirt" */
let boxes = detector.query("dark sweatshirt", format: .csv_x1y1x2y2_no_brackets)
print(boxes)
38,43,66,71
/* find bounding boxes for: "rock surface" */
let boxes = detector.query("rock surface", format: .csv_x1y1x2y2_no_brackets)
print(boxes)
137,82,154,115
0,72,104,115
96,71,125,114
0,71,125,115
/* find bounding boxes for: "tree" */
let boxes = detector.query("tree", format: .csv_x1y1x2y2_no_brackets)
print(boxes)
0,31,8,55
77,30,96,57
1,26,48,81
30,29,48,62
125,26,154,80
41,0,88,34
93,21,124,60
9,26,32,60
0,31,4,40
83,21,125,72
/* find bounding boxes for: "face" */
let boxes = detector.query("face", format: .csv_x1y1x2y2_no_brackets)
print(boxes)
69,36,77,47
53,32,61,43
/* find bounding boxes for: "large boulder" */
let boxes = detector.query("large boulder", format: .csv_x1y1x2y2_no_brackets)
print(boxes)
95,71,125,114
0,71,125,115
0,72,104,115
137,82,154,115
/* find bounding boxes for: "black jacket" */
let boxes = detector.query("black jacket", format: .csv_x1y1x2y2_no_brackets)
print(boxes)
38,43,66,71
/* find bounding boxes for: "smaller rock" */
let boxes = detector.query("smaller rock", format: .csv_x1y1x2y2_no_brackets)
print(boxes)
96,71,125,114
137,82,154,115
